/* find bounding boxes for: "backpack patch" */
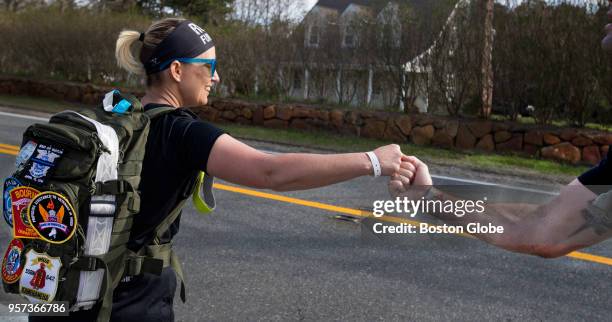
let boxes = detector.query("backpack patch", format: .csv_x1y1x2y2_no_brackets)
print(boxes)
15,140,37,171
28,192,77,244
23,144,64,185
10,186,40,239
3,177,21,227
1,238,24,284
19,250,61,303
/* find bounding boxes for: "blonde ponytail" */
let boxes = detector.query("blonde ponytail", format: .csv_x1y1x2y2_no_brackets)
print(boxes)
115,18,186,83
115,30,145,75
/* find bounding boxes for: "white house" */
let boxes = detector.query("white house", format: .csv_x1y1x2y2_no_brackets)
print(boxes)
291,0,418,109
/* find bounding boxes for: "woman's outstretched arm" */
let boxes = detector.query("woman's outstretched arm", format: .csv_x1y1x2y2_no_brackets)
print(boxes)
207,134,406,192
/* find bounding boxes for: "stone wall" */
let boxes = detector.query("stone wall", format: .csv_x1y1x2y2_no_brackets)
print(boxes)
0,77,117,105
1,76,610,165
200,99,610,165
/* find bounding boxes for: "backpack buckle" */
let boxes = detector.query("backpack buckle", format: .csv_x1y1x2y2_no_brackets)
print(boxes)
126,256,163,276
94,180,127,195
74,256,99,271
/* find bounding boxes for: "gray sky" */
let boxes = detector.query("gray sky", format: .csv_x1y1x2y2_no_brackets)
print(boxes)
296,0,317,19
300,0,604,12
304,0,317,10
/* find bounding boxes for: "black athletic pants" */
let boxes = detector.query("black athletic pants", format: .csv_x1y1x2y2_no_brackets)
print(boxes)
28,267,177,322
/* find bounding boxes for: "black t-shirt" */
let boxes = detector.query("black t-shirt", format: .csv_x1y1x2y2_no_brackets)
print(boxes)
127,103,225,251
578,145,612,195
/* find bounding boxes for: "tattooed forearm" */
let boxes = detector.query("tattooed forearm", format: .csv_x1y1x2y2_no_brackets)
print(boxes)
570,191,612,237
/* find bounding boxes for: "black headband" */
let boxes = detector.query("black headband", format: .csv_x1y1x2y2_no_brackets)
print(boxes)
143,20,214,75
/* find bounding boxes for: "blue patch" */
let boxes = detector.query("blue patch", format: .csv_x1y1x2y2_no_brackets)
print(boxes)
23,144,64,185
15,140,37,171
2,239,24,284
2,177,21,227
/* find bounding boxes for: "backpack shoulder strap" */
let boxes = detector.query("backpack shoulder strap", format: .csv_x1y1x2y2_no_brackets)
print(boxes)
136,104,214,304
144,105,176,120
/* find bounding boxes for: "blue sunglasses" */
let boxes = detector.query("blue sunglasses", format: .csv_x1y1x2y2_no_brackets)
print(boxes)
158,58,217,79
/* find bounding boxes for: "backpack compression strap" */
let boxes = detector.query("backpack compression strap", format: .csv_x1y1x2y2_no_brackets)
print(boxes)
124,181,196,303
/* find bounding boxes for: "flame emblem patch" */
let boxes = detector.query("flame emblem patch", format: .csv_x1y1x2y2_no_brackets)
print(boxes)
28,192,77,244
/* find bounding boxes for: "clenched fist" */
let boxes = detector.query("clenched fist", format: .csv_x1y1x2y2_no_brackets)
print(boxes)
388,155,432,198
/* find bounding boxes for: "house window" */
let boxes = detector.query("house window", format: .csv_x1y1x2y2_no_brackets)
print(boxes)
293,70,302,90
308,25,319,47
378,23,401,48
390,24,401,48
373,80,383,96
343,26,356,48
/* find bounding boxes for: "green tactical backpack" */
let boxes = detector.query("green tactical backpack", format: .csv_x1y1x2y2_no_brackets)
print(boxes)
1,90,215,321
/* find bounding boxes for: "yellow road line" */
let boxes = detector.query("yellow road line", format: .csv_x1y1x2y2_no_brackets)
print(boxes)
0,143,611,267
566,251,612,266
0,143,19,151
213,183,370,217
0,148,17,156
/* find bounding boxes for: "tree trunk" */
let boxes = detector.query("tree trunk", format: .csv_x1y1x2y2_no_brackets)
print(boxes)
480,0,494,119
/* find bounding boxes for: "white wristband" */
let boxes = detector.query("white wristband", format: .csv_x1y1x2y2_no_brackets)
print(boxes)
366,151,382,177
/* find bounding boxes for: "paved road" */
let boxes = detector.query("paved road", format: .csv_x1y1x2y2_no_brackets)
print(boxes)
0,109,611,321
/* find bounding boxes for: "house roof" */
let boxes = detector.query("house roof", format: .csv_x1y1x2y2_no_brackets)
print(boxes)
313,0,430,16
314,0,375,14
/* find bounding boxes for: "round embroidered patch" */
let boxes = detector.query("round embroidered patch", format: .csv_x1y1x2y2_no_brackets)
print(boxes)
28,192,77,244
2,238,25,284
3,177,21,227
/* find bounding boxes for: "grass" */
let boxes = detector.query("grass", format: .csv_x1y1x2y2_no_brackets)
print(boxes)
491,114,612,132
463,153,587,177
0,94,86,113
0,94,590,178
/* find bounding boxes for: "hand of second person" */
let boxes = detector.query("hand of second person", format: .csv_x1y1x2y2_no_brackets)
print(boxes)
372,144,403,176
403,156,432,186
388,155,432,198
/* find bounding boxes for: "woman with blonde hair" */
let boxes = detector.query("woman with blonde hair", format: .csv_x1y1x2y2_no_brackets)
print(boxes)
34,17,412,321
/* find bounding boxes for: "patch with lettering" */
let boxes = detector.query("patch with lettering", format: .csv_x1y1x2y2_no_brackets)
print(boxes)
3,177,21,227
15,140,37,171
1,238,24,284
28,192,77,244
10,186,40,239
19,249,61,303
23,144,64,185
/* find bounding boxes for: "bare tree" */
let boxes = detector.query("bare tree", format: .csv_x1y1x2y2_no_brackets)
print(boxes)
480,0,494,118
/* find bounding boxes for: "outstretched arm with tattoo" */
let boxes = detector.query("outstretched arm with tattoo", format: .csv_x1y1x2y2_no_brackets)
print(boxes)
389,155,612,258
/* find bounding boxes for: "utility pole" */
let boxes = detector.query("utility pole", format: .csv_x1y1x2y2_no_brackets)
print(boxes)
480,0,494,119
